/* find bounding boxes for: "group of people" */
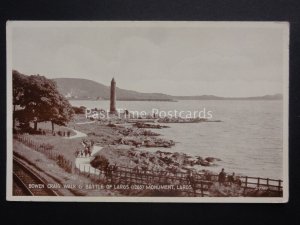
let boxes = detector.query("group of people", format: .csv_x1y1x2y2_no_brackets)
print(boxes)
218,168,242,186
76,139,95,157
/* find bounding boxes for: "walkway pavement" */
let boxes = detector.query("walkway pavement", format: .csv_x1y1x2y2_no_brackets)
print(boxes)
61,126,102,174
75,145,103,174
76,121,96,125
63,128,87,139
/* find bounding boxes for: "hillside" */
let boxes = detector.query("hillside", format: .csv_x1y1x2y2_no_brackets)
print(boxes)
53,78,174,101
53,78,283,101
174,94,283,100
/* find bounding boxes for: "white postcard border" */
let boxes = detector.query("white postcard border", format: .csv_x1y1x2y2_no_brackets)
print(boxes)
6,21,289,203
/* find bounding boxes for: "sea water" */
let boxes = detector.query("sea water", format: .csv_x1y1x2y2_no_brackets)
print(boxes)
70,100,283,179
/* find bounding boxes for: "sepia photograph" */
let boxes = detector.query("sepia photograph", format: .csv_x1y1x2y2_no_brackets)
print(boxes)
6,21,289,202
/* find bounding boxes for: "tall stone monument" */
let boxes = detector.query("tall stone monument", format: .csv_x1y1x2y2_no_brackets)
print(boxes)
110,77,116,114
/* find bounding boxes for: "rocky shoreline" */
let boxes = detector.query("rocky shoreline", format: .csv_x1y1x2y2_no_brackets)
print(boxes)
133,122,170,129
73,119,177,148
72,115,222,171
91,146,221,175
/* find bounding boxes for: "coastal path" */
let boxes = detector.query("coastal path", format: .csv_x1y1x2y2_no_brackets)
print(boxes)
63,128,87,139
14,135,283,197
75,145,103,174
75,121,96,125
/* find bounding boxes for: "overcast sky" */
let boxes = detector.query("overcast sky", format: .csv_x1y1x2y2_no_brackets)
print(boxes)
11,22,288,97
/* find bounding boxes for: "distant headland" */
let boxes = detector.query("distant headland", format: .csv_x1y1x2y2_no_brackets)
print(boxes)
54,78,283,101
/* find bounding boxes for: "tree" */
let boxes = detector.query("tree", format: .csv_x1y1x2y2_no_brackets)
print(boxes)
72,106,86,114
47,93,74,132
12,70,74,132
13,70,28,129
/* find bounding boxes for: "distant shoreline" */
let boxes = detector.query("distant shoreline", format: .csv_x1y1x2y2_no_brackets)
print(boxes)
53,78,283,102
67,98,283,102
68,98,177,102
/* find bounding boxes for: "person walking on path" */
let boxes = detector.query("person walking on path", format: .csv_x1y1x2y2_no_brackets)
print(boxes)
187,170,196,196
218,168,226,186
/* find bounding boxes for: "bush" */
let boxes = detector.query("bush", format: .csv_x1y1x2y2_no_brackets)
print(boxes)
72,106,86,114
91,155,109,170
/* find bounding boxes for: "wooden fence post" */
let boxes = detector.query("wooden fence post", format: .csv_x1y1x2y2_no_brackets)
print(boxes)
278,180,282,191
243,176,248,196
